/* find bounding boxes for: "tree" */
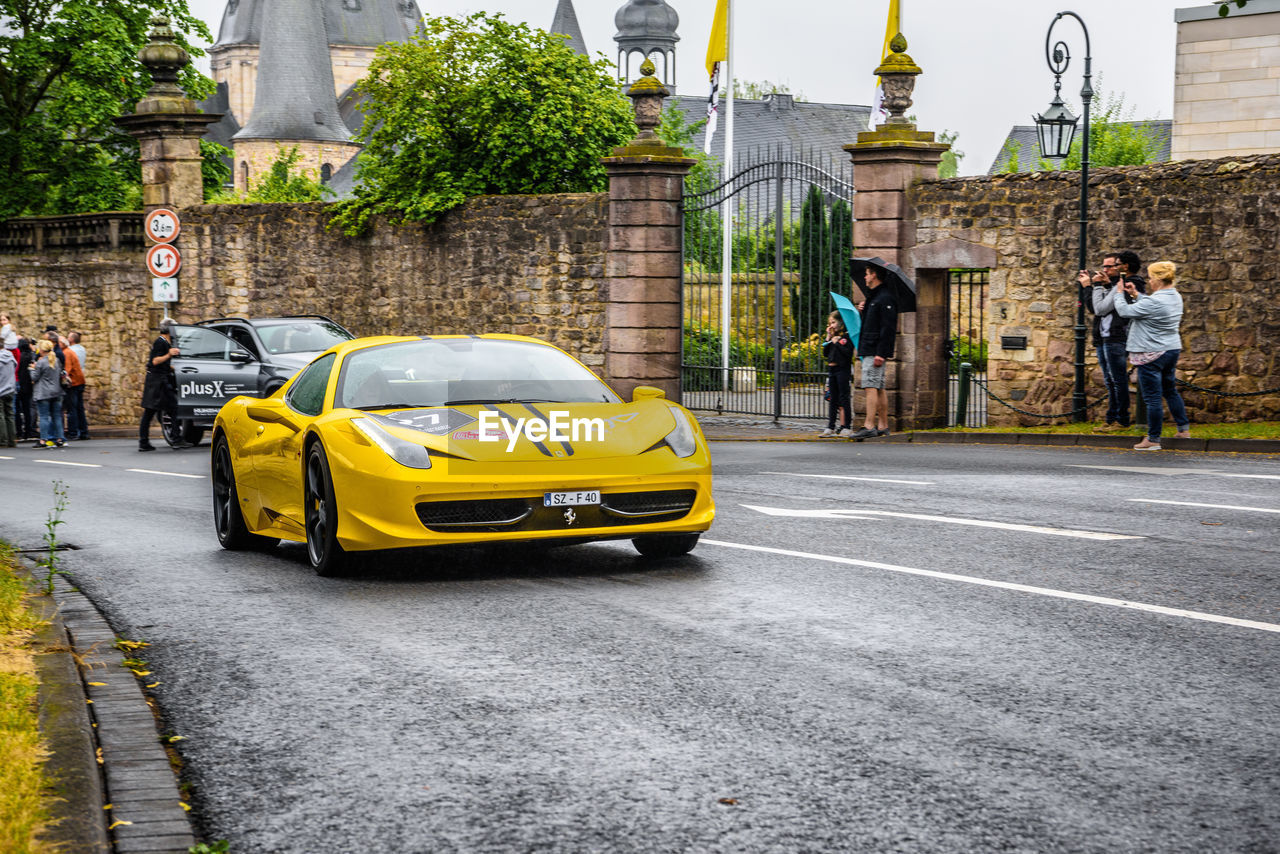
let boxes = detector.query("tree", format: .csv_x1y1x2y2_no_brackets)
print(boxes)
1217,0,1249,14
0,0,213,217
1046,86,1163,170
333,12,636,234
938,129,965,178
656,102,722,272
794,185,829,338
201,140,232,197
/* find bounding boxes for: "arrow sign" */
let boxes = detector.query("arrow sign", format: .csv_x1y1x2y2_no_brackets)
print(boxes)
145,243,181,277
740,504,1143,541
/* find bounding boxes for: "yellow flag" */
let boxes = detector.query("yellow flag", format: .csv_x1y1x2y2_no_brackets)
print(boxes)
871,0,901,127
706,0,728,79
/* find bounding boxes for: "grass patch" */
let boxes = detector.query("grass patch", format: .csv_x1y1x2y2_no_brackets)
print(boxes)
920,421,1280,440
0,541,52,853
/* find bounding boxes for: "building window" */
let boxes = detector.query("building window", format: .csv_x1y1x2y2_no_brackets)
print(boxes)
240,161,249,190
321,164,333,183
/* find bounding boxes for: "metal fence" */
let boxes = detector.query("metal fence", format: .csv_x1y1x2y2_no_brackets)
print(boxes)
681,146,854,419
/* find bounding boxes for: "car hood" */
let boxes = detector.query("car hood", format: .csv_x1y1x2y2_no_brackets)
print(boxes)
267,352,321,373
359,399,685,463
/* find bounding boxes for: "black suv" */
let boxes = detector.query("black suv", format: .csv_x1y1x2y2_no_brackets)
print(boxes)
165,316,354,446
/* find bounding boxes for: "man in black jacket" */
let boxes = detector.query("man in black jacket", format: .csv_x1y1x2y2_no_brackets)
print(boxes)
850,265,899,440
1080,249,1145,431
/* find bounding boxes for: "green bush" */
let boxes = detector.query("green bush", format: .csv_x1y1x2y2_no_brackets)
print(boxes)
949,335,988,373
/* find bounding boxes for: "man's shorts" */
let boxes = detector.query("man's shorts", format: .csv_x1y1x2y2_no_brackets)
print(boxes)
860,356,886,389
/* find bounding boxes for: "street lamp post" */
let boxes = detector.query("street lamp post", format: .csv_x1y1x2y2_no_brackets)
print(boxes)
1034,11,1092,422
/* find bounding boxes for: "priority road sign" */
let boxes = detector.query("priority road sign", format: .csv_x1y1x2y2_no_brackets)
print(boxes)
144,208,180,244
146,243,182,277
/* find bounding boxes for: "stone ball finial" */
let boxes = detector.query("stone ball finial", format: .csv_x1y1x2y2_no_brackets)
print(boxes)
625,54,669,142
873,31,923,126
640,57,656,77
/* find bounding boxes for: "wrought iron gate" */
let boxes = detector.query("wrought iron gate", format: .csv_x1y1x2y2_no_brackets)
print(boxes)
680,147,854,419
947,268,989,426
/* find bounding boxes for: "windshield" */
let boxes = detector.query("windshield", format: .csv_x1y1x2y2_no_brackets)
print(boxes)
256,319,353,355
335,338,619,410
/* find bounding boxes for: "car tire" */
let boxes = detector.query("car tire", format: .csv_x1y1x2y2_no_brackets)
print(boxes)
183,424,206,446
159,412,186,448
305,442,350,577
631,532,701,558
212,435,279,551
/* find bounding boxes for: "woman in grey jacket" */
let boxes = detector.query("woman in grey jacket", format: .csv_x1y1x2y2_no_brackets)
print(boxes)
1114,261,1190,450
30,338,65,448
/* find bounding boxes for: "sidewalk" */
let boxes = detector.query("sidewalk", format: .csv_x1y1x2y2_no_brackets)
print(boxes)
691,413,1280,454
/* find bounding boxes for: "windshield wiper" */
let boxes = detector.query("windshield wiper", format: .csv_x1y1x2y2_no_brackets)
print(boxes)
443,397,559,405
351,403,421,411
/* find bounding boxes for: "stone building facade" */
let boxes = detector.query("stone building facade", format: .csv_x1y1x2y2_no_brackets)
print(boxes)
911,153,1280,424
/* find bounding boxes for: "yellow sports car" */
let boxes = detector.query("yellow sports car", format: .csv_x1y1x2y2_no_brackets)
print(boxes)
210,334,714,575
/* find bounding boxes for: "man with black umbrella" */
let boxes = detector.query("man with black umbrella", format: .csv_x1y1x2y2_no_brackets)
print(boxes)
850,259,905,440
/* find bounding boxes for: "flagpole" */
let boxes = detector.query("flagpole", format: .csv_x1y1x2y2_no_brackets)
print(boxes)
720,0,734,392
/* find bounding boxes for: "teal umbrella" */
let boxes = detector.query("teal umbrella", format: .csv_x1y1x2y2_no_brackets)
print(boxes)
829,291,861,344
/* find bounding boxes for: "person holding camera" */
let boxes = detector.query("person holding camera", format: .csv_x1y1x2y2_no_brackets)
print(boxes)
1079,250,1145,431
1112,261,1190,451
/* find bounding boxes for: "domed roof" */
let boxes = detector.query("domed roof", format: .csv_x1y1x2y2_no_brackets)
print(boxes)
614,0,679,44
214,0,421,49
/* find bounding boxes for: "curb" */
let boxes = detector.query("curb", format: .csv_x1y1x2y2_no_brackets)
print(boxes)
20,560,197,854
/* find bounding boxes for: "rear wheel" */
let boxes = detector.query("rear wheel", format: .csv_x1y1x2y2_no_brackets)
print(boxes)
159,412,185,448
211,436,278,551
632,533,701,558
305,443,350,577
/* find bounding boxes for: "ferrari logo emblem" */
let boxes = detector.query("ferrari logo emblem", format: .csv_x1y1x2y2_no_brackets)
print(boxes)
563,508,576,526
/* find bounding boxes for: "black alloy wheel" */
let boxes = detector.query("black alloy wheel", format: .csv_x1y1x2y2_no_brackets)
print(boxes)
212,435,278,551
159,411,185,448
305,442,350,577
631,532,701,558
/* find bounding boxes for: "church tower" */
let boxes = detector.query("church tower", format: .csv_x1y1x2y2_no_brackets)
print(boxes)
614,0,680,91
209,0,422,127
550,0,588,56
229,0,362,192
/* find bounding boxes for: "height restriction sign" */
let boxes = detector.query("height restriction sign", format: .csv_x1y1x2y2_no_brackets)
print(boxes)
145,243,182,277
144,208,180,243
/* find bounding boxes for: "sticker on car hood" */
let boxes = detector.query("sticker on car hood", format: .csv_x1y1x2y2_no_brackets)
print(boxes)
375,408,474,436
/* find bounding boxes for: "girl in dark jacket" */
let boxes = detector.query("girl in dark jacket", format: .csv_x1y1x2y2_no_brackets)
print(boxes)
31,338,64,448
819,312,855,438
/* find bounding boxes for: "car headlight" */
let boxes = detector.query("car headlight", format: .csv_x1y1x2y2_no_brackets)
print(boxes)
350,417,432,469
662,406,698,458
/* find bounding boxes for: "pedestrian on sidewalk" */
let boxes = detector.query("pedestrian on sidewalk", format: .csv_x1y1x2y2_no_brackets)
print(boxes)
1081,250,1146,431
850,263,899,440
138,318,181,452
15,338,35,439
819,311,854,438
30,338,65,448
67,330,90,439
59,334,87,440
0,346,16,447
1113,261,1190,451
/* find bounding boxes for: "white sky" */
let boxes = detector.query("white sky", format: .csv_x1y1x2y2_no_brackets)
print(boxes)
186,0,1206,175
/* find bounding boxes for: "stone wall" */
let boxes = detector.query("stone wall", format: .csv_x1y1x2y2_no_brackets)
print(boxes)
0,194,608,426
911,153,1280,424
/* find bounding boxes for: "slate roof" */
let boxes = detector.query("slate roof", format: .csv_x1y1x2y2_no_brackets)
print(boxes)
233,0,352,142
671,93,870,165
988,120,1173,174
550,0,588,56
214,0,420,49
197,81,241,150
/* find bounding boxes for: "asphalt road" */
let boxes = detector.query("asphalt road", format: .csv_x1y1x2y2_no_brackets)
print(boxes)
3,438,1279,853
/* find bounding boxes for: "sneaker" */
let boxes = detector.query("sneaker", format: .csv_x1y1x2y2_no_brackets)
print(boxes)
31,440,51,449
875,429,891,437
819,427,837,438
1133,438,1162,451
835,426,851,438
1174,430,1191,439
138,443,156,452
849,427,878,441
54,439,65,447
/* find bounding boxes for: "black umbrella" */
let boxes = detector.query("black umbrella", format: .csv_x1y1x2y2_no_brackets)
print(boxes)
851,256,918,313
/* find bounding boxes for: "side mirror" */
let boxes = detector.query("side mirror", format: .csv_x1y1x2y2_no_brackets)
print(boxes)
229,349,254,363
245,402,301,432
631,385,666,402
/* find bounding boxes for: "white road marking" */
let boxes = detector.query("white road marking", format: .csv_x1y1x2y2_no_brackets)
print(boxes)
34,459,101,468
1128,498,1280,515
741,504,1142,541
0,455,12,460
126,468,205,479
702,539,1280,635
1069,464,1280,481
761,471,933,486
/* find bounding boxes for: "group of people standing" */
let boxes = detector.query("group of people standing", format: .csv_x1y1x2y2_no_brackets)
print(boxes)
1079,252,1190,451
0,313,90,449
819,260,899,441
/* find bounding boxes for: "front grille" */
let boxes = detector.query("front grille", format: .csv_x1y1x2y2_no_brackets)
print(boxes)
416,489,697,534
601,490,697,518
416,498,531,528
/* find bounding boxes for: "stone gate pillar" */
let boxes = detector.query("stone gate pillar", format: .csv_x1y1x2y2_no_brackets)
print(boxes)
115,16,220,210
845,34,950,429
601,59,695,402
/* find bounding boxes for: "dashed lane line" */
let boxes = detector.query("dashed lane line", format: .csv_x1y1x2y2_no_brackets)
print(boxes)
1128,498,1280,515
741,504,1142,540
760,471,933,485
702,539,1280,635
1069,464,1280,480
126,468,205,479
33,459,102,468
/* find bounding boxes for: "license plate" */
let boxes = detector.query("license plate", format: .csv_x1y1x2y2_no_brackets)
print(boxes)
544,490,600,507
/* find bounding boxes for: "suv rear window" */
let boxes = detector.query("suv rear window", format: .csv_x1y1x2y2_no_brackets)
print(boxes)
257,320,353,355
